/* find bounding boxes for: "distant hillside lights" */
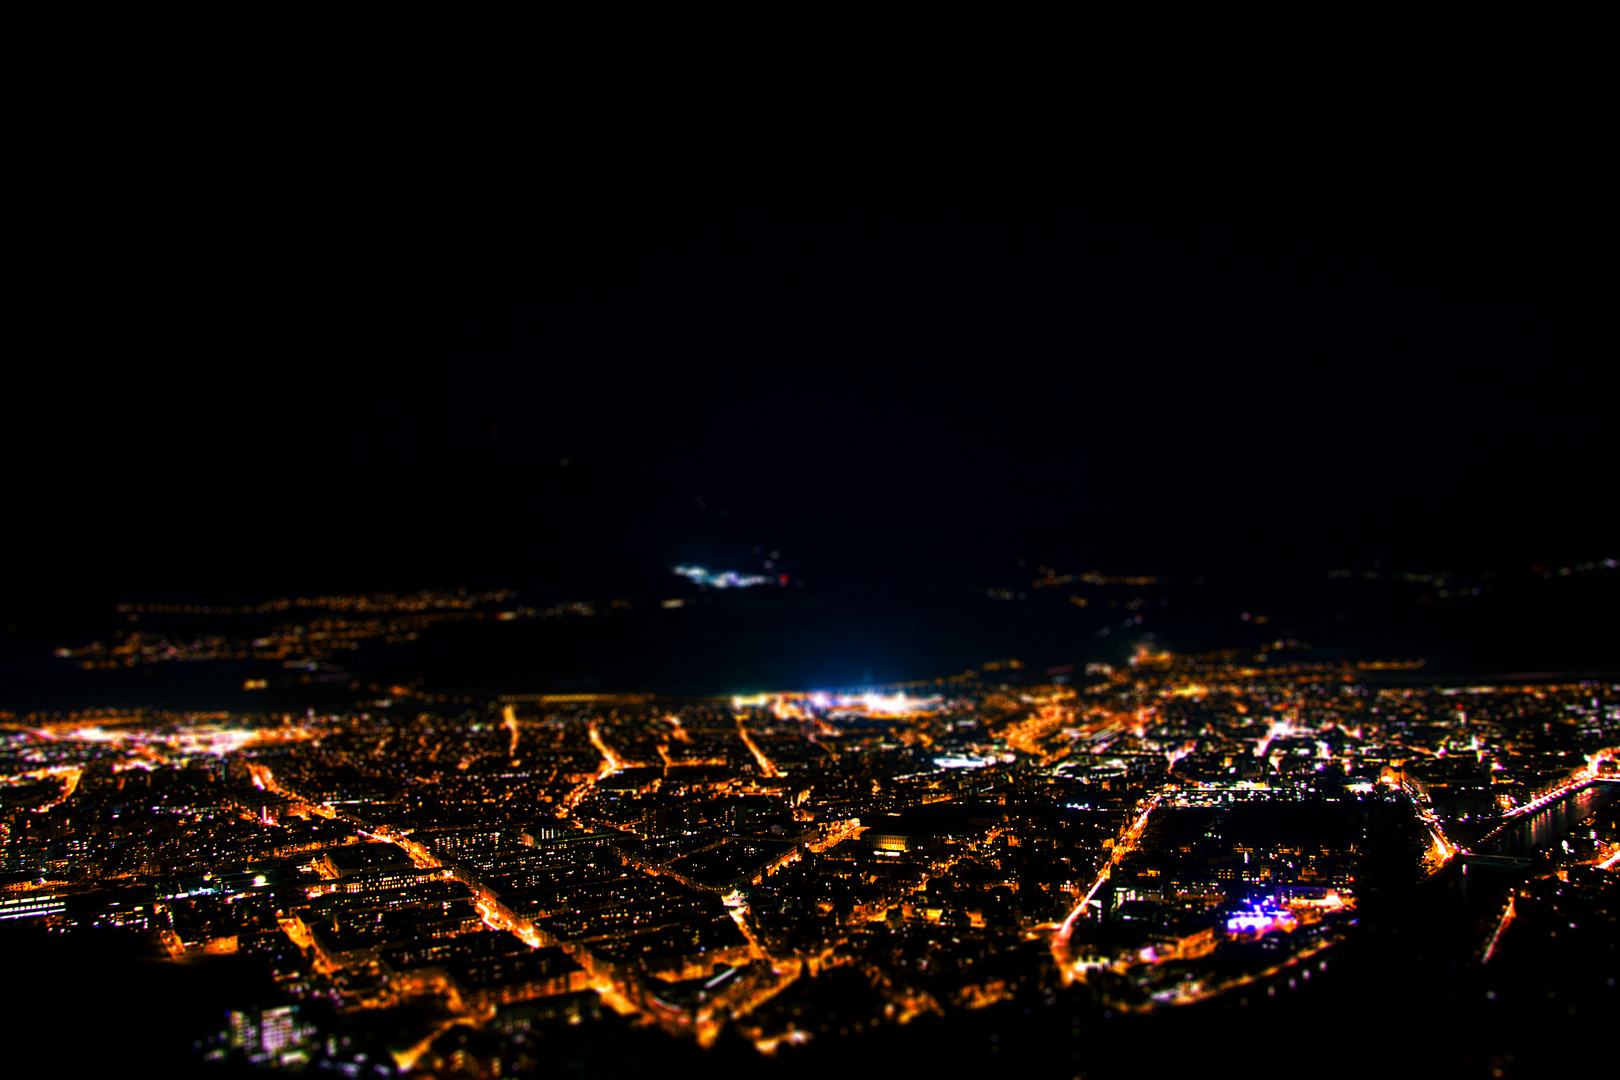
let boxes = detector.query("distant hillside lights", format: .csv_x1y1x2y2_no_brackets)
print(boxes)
672,565,777,589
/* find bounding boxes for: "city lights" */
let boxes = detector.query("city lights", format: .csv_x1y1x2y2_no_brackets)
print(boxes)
5,636,1618,1073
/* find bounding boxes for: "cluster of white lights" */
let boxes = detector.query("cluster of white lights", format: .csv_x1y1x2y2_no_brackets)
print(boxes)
733,690,944,716
673,565,771,589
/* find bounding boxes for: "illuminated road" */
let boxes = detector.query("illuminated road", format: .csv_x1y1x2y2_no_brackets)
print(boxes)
502,704,520,757
734,714,780,778
588,723,627,777
259,761,657,1042
1395,778,1459,876
1053,793,1162,976
1480,894,1515,965
806,818,865,854
558,721,628,814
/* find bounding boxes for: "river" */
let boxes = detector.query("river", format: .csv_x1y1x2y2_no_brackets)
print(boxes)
1479,781,1619,860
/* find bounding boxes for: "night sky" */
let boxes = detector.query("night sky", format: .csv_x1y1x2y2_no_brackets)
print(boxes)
9,15,1611,632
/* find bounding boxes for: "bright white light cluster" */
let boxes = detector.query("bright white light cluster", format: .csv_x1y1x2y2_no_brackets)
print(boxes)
673,564,770,589
733,690,945,718
841,691,941,716
1224,897,1294,934
932,754,1001,770
50,722,310,758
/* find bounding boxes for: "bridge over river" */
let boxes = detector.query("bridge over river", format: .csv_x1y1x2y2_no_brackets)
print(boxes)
1461,776,1620,868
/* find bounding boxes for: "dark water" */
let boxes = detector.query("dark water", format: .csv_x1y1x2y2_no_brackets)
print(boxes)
6,541,1619,711
0,591,1123,711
